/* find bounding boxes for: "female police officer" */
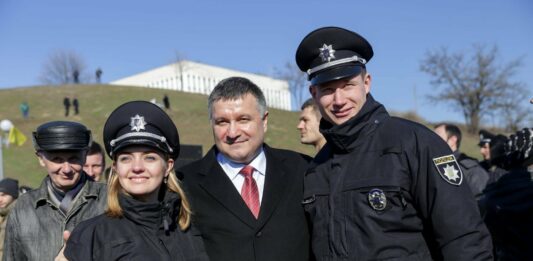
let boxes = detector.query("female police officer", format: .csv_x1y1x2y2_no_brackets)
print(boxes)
63,101,209,260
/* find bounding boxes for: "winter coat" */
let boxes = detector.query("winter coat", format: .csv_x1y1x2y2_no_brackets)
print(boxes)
303,94,493,260
0,200,16,260
3,175,106,261
64,191,209,261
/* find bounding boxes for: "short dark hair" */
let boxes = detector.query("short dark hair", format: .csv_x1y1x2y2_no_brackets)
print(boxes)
208,77,267,120
435,123,462,149
301,98,321,120
88,141,105,166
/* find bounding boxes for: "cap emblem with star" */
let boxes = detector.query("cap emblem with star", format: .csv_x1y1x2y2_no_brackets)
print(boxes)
319,44,336,62
130,114,146,132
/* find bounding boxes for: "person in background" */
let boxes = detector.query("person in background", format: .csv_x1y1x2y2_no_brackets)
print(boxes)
480,128,533,260
72,97,79,115
3,121,106,261
19,102,29,119
178,77,311,261
297,98,326,153
63,97,70,117
63,101,208,260
0,178,19,260
478,130,509,185
434,123,489,200
83,142,106,182
163,94,170,110
295,26,492,260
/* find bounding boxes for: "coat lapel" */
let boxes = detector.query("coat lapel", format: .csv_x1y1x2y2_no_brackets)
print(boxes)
198,147,257,228
257,145,290,227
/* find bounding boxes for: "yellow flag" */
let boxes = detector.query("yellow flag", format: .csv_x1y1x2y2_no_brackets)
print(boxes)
8,126,27,146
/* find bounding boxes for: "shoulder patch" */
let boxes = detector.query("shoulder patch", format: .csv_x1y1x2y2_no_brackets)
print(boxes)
432,154,463,186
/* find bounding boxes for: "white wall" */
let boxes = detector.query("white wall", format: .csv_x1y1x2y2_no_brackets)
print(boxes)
111,61,291,110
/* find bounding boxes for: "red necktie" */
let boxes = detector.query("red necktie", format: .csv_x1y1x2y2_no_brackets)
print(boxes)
240,165,260,219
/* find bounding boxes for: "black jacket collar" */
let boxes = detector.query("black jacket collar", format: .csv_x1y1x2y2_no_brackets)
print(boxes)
119,190,181,231
319,94,389,153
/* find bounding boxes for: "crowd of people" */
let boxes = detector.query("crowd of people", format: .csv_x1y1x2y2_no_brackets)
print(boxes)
1,26,532,261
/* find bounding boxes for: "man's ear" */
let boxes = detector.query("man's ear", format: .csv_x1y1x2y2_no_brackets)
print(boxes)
310,85,317,99
262,111,269,133
364,73,372,94
36,152,46,167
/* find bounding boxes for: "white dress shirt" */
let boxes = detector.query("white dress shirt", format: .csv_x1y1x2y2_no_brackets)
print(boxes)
217,148,266,204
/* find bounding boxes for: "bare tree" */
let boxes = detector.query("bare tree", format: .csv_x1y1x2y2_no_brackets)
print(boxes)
39,50,88,85
275,61,308,109
420,44,527,134
491,86,533,132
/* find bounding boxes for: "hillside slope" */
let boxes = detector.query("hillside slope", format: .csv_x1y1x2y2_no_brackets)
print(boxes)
0,84,314,187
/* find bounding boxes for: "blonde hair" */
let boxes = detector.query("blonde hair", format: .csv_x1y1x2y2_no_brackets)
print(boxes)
105,162,191,230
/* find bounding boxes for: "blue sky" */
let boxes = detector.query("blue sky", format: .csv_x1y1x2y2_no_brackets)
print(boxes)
1,0,532,124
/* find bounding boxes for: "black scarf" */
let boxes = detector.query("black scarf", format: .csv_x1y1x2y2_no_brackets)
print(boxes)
118,189,181,234
319,94,389,153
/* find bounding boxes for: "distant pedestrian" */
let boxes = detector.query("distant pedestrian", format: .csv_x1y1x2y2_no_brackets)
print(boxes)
95,68,102,83
63,97,71,116
19,102,29,119
163,94,170,110
73,97,79,115
73,70,80,84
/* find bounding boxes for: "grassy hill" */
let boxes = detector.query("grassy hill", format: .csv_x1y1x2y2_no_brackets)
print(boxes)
0,84,483,188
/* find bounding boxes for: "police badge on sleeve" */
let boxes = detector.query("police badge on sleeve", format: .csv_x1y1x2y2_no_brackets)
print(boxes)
432,155,463,186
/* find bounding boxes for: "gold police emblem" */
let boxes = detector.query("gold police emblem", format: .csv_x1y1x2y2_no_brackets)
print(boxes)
368,188,387,211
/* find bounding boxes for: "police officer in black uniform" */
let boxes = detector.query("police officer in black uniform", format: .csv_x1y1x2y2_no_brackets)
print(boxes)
295,26,493,260
480,128,533,260
478,130,508,185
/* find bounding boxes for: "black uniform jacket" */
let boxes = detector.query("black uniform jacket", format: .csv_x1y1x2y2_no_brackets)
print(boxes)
480,167,533,260
178,145,311,261
303,94,493,261
64,191,209,261
455,151,489,200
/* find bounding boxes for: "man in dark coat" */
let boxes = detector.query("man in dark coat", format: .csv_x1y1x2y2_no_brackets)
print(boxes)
63,97,70,117
478,130,509,185
72,97,79,115
177,77,311,261
480,128,533,260
295,26,492,260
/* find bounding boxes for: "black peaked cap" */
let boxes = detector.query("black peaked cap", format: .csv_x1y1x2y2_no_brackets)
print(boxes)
32,121,92,151
103,101,180,160
296,26,373,85
478,129,496,146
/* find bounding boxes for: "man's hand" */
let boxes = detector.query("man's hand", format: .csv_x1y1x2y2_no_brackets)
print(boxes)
54,231,71,261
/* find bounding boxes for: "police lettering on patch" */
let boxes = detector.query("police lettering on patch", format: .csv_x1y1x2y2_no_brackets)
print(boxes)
432,155,463,186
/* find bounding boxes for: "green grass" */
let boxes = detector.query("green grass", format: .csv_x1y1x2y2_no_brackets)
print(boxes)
0,84,315,187
0,84,484,188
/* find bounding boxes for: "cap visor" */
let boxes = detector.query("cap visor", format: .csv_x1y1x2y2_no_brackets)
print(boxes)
310,65,364,85
112,139,168,157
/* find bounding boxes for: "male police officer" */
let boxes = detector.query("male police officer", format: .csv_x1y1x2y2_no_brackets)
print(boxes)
3,121,107,261
296,27,492,260
478,130,508,185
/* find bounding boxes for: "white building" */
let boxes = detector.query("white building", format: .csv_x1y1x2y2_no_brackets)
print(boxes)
110,60,291,110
